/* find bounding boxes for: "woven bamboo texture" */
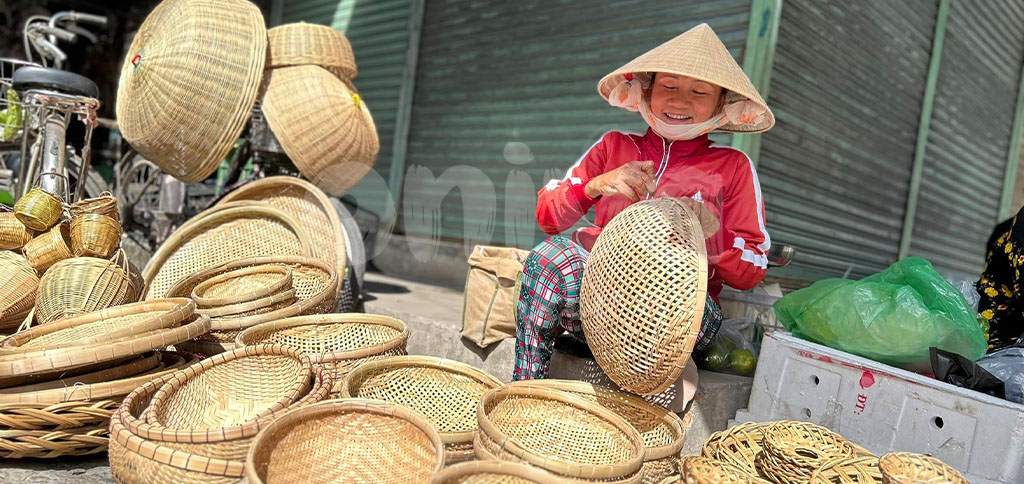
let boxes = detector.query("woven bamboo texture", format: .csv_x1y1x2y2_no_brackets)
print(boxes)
659,477,680,484
14,187,62,231
70,213,121,258
0,352,162,398
756,421,855,484
476,384,645,482
70,192,119,222
340,355,502,462
192,265,292,307
877,452,967,484
24,222,73,273
218,176,347,294
262,65,379,196
580,198,708,395
244,398,444,484
808,456,883,484
681,456,769,484
429,460,566,484
267,22,357,80
0,400,118,458
700,421,771,478
0,212,33,249
116,0,266,183
0,251,38,330
36,256,138,324
142,205,312,300
201,289,296,318
109,249,145,301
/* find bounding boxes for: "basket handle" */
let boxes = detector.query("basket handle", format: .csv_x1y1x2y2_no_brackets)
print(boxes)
33,171,71,201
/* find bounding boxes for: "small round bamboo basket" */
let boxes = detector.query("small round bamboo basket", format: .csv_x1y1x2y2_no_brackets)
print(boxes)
267,22,357,81
200,289,296,318
244,398,445,484
476,384,646,483
24,222,73,273
14,186,62,231
877,452,967,484
0,251,38,330
681,456,770,484
36,256,138,324
701,421,772,478
69,191,119,222
580,198,708,395
70,213,121,258
0,212,33,249
340,355,502,464
429,461,566,484
192,265,293,308
236,313,409,392
756,421,855,484
808,456,883,484
515,379,688,484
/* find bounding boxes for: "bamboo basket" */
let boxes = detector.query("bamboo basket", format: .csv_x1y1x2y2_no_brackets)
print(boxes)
192,265,293,308
659,477,680,484
70,213,121,258
877,452,967,484
340,355,502,464
756,421,855,484
515,379,688,484
808,456,883,484
200,289,296,318
0,251,38,330
24,222,74,273
116,0,266,183
244,399,444,484
428,461,566,484
69,191,119,222
681,456,769,484
580,199,708,395
475,384,646,484
267,23,357,80
109,248,145,300
701,421,772,478
0,212,33,249
14,186,62,231
36,256,138,324
0,352,162,397
142,205,312,300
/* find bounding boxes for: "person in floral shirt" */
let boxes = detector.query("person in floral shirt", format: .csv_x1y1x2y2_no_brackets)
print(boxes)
976,209,1024,350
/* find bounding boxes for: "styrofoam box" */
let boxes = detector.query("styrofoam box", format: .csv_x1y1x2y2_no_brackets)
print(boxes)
739,332,1024,484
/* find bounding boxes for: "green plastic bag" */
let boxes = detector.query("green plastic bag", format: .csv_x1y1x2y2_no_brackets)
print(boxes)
773,257,987,371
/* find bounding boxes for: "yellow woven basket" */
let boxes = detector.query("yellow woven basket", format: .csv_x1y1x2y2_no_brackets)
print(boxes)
681,456,770,484
877,452,967,484
36,256,138,324
23,222,73,273
0,251,38,330
756,421,855,484
701,421,772,478
267,22,357,81
70,213,121,258
0,212,33,250
14,187,62,231
808,456,883,484
69,192,119,222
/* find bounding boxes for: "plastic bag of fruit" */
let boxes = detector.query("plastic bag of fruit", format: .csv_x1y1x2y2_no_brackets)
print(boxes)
694,318,758,377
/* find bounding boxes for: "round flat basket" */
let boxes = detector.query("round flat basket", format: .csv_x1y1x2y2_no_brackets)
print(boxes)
116,0,266,183
36,257,139,324
428,461,565,484
0,251,38,330
878,452,967,484
0,212,33,250
756,421,855,484
340,355,502,464
476,384,645,483
701,421,771,478
142,205,312,300
69,192,119,222
514,379,687,484
244,399,444,484
192,265,293,307
24,222,74,273
808,456,883,484
262,65,378,196
580,198,708,395
681,456,769,484
267,23,356,80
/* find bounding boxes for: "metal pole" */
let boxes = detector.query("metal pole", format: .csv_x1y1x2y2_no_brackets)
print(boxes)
998,61,1024,220
731,0,782,166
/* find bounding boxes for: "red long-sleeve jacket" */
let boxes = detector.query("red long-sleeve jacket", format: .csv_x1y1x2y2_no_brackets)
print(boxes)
537,128,771,299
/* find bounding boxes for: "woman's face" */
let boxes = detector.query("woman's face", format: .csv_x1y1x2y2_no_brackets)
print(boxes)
647,73,724,125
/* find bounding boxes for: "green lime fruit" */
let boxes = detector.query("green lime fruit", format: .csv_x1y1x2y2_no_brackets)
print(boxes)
703,346,729,372
728,349,757,376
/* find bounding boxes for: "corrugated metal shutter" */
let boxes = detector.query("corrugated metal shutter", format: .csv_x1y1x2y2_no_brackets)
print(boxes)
276,0,413,216
909,0,1024,277
757,1,937,280
400,0,749,250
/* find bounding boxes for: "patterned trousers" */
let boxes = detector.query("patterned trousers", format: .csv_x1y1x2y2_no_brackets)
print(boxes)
513,235,723,381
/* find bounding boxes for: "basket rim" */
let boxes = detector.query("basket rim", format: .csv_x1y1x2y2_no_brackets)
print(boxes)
807,455,882,484
163,254,332,299
200,288,296,317
234,312,410,360
427,460,565,484
477,383,646,479
681,455,768,484
243,398,446,484
192,264,293,307
339,355,502,443
877,452,967,484
509,379,686,461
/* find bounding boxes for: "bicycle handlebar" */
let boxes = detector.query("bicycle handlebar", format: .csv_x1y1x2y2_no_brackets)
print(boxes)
33,37,67,63
33,25,76,42
69,13,109,27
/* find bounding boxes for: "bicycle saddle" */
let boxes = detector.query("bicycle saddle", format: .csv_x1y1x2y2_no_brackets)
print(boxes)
12,66,99,99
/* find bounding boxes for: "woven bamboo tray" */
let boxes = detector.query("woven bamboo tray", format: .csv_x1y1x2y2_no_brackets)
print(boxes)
756,421,855,484
142,205,312,300
515,379,688,484
70,213,121,258
0,212,33,249
476,384,646,483
69,191,119,222
14,186,62,231
681,456,769,484
244,398,444,484
808,456,883,484
218,176,347,295
36,256,139,324
877,452,967,484
428,460,566,484
0,351,162,398
340,355,502,463
24,222,74,273
580,198,708,395
192,265,293,307
0,251,38,330
116,0,266,184
701,421,772,478
267,23,357,80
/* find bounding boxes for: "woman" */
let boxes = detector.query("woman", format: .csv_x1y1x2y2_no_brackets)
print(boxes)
513,23,775,381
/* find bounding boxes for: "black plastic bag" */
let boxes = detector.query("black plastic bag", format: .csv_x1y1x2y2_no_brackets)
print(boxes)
930,347,1006,399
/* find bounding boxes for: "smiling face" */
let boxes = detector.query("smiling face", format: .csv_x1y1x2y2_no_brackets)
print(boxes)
647,73,724,125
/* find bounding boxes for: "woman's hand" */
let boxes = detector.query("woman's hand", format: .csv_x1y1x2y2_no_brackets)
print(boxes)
584,161,657,202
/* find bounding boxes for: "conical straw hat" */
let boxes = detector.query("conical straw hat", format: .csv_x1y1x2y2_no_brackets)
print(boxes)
262,65,379,196
598,23,774,133
268,22,357,82
116,0,267,183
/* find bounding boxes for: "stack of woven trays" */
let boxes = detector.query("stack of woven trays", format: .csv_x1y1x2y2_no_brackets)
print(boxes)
0,298,206,458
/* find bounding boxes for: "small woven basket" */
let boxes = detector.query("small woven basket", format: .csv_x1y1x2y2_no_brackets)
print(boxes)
24,222,73,273
0,212,33,249
0,251,38,330
267,22,357,80
808,456,883,484
192,265,293,307
428,461,566,484
69,191,119,222
14,186,62,231
756,421,855,484
244,399,445,484
877,452,967,484
340,355,503,464
701,421,772,478
70,213,121,258
681,456,770,484
36,256,138,324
